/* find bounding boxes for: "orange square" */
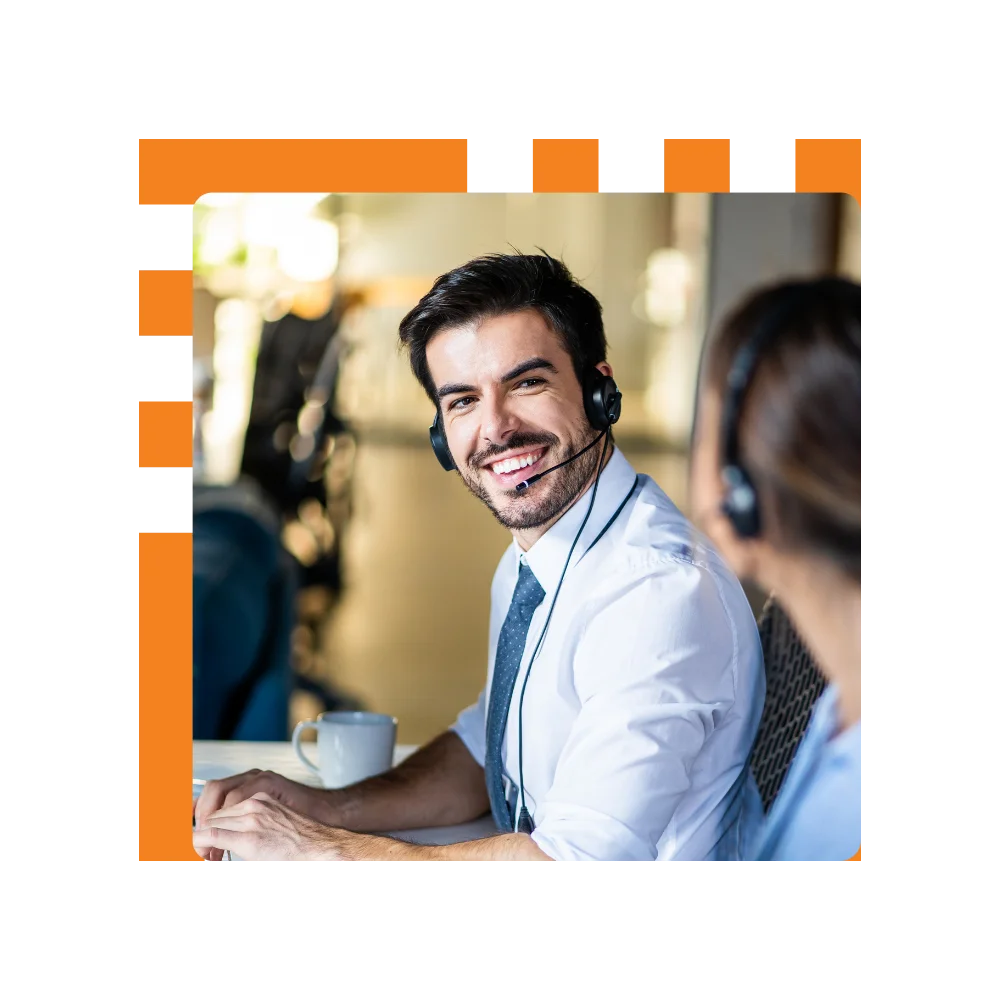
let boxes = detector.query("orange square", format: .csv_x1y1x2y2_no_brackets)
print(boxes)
796,139,861,205
533,139,599,192
663,139,730,192
140,271,192,337
139,401,193,468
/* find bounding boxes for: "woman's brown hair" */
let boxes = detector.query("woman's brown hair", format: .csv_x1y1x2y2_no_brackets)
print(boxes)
702,277,861,581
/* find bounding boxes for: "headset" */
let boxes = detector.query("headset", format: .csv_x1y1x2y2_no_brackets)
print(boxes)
429,366,624,832
719,278,860,539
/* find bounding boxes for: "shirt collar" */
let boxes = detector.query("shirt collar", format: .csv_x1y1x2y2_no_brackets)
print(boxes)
514,446,638,596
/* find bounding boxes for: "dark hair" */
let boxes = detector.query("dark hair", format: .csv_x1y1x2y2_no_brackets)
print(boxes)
398,252,607,402
703,276,861,581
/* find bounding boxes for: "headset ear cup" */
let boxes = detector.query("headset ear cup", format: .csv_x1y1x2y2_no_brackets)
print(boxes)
605,382,622,425
582,369,604,429
583,369,622,431
720,465,761,539
723,497,759,539
429,411,456,472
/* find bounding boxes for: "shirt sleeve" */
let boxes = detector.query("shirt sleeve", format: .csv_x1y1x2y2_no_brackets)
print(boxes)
763,693,861,861
450,686,488,768
530,560,740,861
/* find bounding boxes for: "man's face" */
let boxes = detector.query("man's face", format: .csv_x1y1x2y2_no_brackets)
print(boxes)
426,309,603,531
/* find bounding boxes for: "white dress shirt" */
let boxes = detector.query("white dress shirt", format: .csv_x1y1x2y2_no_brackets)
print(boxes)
451,447,765,860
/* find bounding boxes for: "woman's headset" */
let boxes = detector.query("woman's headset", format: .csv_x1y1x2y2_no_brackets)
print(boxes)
718,279,860,539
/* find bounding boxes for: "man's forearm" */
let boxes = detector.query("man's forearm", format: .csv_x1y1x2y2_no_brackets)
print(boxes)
328,830,552,861
321,731,491,833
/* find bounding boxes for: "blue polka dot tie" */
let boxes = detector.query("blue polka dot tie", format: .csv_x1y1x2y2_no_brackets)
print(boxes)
485,560,546,832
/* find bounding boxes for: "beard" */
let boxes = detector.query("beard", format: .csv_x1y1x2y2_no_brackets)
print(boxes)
459,425,602,531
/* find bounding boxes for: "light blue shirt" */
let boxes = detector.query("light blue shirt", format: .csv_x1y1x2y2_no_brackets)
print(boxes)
752,685,861,860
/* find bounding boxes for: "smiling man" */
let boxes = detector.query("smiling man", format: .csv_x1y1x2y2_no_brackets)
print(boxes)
194,253,765,861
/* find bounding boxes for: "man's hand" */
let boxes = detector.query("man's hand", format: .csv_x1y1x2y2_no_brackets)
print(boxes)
194,792,357,861
194,770,336,859
194,787,553,861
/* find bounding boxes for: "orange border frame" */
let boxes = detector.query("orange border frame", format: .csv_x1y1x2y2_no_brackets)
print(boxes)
139,138,860,860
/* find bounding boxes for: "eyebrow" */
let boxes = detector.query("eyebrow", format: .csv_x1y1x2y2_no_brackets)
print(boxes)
501,357,557,384
435,357,558,402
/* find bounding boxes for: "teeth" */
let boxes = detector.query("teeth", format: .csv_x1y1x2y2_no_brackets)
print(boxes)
491,451,540,475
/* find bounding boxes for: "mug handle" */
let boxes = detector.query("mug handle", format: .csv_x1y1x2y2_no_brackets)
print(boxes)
291,721,321,776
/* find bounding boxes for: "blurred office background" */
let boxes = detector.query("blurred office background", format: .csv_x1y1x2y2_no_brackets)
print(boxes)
192,192,860,746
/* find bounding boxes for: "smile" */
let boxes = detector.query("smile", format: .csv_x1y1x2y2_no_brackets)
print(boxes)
485,448,547,480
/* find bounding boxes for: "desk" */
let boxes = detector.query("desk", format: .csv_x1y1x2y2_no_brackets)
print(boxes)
194,740,498,850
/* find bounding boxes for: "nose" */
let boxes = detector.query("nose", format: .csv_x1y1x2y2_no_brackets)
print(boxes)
479,392,519,447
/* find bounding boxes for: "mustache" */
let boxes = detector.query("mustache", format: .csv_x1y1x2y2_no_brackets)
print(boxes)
468,431,560,469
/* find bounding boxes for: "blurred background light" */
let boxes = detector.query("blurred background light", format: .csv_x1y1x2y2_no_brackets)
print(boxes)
642,247,692,328
277,218,339,283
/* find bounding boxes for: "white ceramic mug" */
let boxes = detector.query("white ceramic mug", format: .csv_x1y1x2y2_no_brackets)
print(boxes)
292,711,398,788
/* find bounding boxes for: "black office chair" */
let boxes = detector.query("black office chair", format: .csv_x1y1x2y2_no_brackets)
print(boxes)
749,598,828,813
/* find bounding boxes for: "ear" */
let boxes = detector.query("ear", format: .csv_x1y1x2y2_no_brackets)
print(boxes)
704,509,768,583
596,361,614,380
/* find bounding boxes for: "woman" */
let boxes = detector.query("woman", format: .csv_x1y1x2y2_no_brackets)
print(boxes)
690,276,861,861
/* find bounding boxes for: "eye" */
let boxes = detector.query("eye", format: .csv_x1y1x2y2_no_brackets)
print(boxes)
516,378,544,390
449,396,476,411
